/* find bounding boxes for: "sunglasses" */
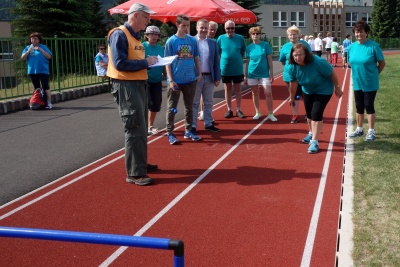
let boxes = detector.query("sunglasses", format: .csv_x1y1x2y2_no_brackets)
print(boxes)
99,48,106,50
225,27,235,30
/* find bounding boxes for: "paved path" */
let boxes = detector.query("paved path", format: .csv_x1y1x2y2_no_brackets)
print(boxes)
0,61,284,206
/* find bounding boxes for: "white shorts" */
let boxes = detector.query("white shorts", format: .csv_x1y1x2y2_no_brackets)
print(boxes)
247,78,271,86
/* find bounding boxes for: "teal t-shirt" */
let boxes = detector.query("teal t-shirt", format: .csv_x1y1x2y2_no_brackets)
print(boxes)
165,34,199,84
217,34,246,76
245,41,273,79
279,40,311,82
143,42,164,83
287,55,334,95
348,39,384,92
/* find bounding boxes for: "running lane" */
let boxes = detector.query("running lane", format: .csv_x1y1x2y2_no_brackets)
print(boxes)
0,66,350,266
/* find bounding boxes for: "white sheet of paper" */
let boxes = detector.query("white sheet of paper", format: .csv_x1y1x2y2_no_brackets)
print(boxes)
148,55,177,68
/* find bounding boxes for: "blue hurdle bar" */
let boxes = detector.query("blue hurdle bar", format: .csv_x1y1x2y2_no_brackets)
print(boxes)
0,226,184,266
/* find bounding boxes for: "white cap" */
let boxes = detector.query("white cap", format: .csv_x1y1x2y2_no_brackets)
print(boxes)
128,2,156,15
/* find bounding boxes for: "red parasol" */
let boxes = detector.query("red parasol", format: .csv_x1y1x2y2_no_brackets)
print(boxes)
109,0,257,25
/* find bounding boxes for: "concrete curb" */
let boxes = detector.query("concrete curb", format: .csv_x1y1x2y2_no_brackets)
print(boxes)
0,84,109,115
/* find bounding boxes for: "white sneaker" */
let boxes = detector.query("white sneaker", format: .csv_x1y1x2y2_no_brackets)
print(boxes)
46,102,53,110
253,113,261,120
198,111,204,121
267,114,277,121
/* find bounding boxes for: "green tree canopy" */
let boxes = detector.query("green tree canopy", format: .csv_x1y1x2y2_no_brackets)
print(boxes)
371,0,400,38
10,0,106,38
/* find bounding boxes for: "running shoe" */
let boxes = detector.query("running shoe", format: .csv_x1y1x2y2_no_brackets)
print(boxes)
147,164,158,172
267,114,278,121
225,110,233,118
349,129,364,138
126,175,153,186
290,115,299,124
253,112,261,120
308,141,319,154
167,133,179,145
184,129,202,141
205,125,221,132
302,133,312,144
45,102,53,110
236,110,246,118
365,131,376,141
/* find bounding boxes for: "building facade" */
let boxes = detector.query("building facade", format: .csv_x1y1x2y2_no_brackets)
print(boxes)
255,1,372,53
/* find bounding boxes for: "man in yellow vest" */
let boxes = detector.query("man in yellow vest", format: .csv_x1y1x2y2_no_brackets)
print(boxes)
108,2,159,186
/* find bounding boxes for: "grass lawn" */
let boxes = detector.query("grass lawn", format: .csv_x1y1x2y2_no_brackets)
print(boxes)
352,54,400,266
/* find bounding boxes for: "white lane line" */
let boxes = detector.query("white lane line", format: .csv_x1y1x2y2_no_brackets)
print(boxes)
99,93,288,267
300,71,349,266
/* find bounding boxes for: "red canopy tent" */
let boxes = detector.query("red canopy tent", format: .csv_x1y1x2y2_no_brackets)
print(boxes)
109,0,257,25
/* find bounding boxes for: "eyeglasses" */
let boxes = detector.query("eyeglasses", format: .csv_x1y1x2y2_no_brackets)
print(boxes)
293,53,305,57
225,27,235,30
252,33,261,35
99,48,106,50
139,13,150,21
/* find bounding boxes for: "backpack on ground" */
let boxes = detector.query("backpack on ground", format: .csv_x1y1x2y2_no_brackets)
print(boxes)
29,88,47,110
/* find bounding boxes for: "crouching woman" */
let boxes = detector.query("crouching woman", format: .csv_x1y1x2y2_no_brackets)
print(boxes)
287,43,343,154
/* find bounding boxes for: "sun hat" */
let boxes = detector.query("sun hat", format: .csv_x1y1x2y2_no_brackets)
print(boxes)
145,26,161,35
128,2,156,15
309,35,314,38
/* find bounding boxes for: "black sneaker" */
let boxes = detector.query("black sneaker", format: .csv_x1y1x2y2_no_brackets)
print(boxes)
225,110,233,118
147,163,158,172
236,110,246,118
205,125,221,132
126,175,153,186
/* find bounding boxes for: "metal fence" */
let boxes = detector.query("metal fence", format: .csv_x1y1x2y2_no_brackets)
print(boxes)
1,36,399,100
0,37,108,100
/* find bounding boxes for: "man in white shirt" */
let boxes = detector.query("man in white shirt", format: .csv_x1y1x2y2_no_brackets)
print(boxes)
192,19,221,133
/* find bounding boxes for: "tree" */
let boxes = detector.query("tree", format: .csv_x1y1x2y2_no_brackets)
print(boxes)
10,0,106,38
234,0,262,38
371,0,400,38
102,0,126,33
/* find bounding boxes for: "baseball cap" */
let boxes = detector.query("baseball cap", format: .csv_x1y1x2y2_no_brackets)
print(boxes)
145,26,161,35
128,2,156,15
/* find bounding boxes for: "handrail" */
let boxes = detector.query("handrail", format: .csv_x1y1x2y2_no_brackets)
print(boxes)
0,226,184,267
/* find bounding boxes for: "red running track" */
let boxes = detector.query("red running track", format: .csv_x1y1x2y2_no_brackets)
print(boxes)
0,62,351,266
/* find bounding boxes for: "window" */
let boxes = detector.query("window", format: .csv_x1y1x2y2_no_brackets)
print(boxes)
291,11,305,27
273,11,287,27
361,13,371,24
345,12,358,27
272,36,288,54
0,41,14,61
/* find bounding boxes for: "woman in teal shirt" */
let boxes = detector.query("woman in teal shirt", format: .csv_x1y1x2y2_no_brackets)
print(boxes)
287,43,343,154
279,25,311,124
244,26,277,121
143,26,165,135
348,20,385,141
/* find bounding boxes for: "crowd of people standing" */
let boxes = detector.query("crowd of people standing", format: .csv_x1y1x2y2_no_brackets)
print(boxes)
23,2,385,185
